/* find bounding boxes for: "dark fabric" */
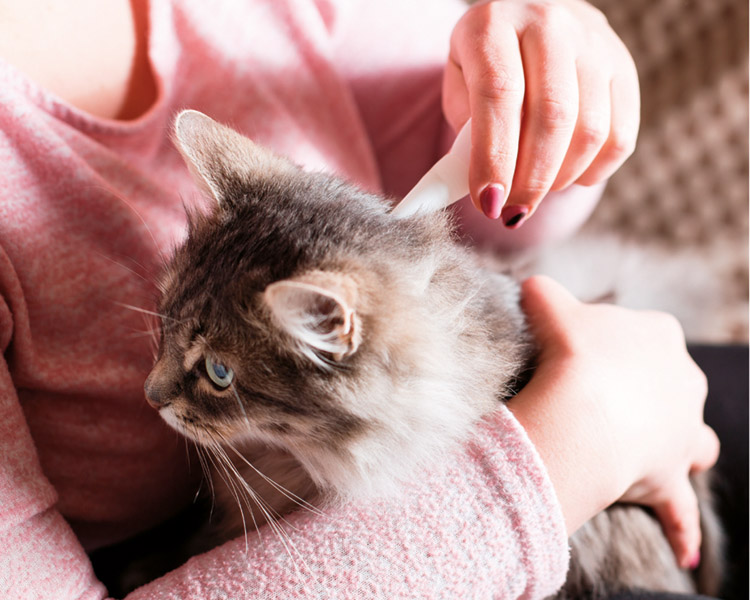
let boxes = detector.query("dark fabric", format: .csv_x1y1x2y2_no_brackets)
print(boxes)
604,592,716,600
691,344,749,600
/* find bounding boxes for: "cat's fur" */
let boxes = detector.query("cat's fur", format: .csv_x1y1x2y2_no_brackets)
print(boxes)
144,110,722,597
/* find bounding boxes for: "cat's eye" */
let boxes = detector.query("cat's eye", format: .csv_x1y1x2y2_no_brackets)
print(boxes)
205,356,234,389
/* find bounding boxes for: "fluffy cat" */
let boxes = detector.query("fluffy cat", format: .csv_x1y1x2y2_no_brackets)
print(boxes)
143,110,721,597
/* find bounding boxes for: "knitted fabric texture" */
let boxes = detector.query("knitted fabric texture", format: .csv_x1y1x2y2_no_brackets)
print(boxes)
0,1,569,598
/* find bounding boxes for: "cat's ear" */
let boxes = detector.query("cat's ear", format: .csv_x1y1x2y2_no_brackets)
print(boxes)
173,110,296,206
264,272,361,367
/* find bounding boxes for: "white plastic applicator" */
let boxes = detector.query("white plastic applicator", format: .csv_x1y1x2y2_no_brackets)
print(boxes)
390,119,472,218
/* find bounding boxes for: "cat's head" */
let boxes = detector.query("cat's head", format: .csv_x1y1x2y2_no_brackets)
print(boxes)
144,111,507,496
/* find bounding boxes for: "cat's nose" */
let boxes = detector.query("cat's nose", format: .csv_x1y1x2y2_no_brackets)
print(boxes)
144,373,172,410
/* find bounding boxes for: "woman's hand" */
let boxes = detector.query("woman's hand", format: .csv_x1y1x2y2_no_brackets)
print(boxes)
508,276,719,569
444,0,640,227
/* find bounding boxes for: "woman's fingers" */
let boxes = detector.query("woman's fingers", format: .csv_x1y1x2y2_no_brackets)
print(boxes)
450,5,525,220
444,0,641,227
652,424,718,568
652,478,703,570
692,425,721,473
442,58,471,134
635,422,718,569
519,275,582,355
506,11,579,225
551,63,611,191
576,47,640,185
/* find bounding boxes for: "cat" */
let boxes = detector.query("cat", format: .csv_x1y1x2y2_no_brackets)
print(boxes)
143,109,722,598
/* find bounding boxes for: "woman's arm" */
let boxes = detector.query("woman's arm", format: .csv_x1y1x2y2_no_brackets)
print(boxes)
0,268,106,600
508,276,719,569
121,275,719,597
121,405,569,599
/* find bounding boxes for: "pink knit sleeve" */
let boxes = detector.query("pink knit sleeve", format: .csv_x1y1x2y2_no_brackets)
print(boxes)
123,406,569,600
0,254,107,600
1,256,569,600
0,211,568,600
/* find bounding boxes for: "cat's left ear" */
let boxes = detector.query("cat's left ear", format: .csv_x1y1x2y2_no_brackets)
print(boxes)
264,271,361,367
173,110,297,207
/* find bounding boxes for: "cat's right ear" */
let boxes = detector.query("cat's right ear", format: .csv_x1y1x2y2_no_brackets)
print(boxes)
264,271,362,369
173,110,297,207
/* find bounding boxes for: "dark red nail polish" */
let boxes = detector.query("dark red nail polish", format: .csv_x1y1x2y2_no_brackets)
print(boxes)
480,185,504,220
501,205,529,229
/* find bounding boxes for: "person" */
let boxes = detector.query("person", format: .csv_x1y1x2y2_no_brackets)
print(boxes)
0,0,719,598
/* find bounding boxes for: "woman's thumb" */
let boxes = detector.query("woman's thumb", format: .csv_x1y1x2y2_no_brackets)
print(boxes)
520,275,580,342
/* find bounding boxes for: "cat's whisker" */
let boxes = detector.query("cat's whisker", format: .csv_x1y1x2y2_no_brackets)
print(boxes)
212,443,287,527
123,328,163,341
190,431,217,515
97,252,160,289
202,435,264,534
221,436,325,518
209,441,326,586
85,183,170,270
223,388,323,520
210,441,272,520
203,442,253,552
194,446,213,497
182,431,192,472
235,490,319,593
208,444,317,588
211,441,286,554
194,451,211,500
208,438,317,589
114,302,183,323
197,453,216,522
258,507,312,583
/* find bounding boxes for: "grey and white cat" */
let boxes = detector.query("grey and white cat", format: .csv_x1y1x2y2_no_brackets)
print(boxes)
144,110,722,597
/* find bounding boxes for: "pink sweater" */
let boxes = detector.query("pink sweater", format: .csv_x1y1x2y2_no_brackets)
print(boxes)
0,0,568,597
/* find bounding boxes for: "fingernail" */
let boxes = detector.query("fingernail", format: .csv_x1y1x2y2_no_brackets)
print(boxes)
480,185,504,220
688,550,701,570
501,205,529,229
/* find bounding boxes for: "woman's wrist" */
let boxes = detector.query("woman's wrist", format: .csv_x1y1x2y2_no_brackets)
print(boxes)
506,358,621,535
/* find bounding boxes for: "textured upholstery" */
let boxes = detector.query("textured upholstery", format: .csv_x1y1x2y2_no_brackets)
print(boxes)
588,0,747,240
586,0,748,320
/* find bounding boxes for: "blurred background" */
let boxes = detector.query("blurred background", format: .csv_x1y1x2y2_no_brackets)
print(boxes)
584,0,748,341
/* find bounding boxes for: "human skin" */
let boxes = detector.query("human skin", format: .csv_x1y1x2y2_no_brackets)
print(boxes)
446,0,717,568
0,0,714,574
444,0,640,227
510,276,720,569
0,0,153,120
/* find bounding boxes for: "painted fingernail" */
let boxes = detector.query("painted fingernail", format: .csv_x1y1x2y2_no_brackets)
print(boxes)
501,205,529,229
480,185,504,220
688,550,701,570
